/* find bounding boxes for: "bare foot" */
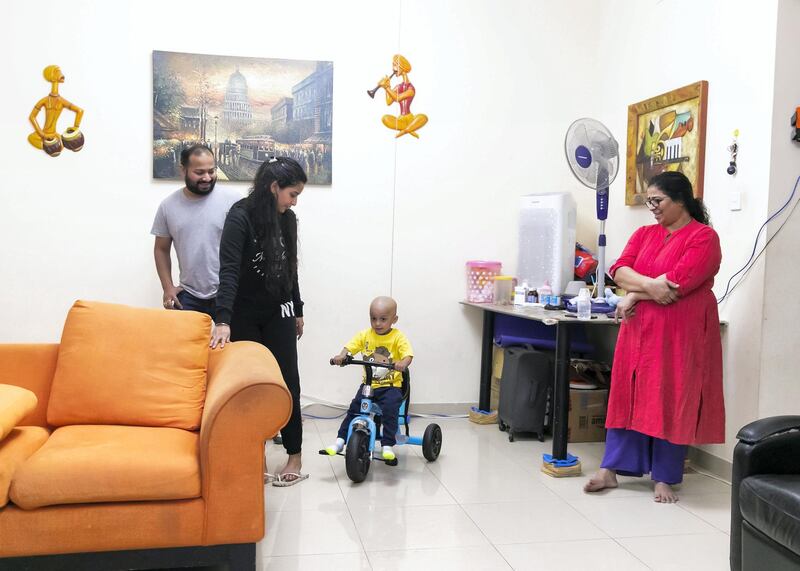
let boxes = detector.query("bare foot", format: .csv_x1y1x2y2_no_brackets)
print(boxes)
654,482,678,503
278,452,303,480
583,468,619,493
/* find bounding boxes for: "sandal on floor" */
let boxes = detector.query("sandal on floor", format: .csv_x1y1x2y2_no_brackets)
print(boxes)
272,472,310,487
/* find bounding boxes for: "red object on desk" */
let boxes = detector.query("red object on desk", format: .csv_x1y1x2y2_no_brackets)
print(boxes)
574,248,597,279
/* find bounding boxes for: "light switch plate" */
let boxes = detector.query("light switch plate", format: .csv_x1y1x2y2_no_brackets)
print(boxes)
729,191,742,211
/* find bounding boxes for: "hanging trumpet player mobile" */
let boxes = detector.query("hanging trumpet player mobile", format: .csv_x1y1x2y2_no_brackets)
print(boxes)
368,55,428,139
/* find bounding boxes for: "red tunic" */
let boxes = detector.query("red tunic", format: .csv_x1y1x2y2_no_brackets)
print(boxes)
607,220,725,445
396,82,414,115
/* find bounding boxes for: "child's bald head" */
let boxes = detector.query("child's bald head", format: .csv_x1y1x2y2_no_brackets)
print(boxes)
369,296,399,334
370,296,397,314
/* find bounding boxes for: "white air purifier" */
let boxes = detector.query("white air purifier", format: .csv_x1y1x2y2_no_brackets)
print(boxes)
517,192,577,295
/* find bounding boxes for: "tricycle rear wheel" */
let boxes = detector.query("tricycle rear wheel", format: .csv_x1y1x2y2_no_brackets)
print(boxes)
422,423,443,461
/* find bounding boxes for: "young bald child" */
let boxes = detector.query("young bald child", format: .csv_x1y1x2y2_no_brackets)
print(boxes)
325,296,414,461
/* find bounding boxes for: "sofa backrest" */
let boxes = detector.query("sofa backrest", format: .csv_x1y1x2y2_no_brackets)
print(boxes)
47,300,212,430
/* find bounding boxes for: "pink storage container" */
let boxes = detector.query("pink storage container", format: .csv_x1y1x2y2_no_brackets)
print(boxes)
466,260,502,303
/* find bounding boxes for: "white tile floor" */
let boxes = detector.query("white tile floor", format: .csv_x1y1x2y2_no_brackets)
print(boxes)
258,417,732,570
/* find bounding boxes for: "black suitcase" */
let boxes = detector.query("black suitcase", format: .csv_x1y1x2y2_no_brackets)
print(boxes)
497,346,552,442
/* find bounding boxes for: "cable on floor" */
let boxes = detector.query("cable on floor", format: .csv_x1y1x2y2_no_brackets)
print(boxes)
300,393,468,419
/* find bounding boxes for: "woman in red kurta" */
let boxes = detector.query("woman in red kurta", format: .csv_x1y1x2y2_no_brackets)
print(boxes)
584,171,724,503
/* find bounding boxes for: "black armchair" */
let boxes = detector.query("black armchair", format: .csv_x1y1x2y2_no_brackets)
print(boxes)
731,416,800,571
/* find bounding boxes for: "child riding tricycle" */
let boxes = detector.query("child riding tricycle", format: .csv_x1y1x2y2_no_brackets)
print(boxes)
320,355,443,483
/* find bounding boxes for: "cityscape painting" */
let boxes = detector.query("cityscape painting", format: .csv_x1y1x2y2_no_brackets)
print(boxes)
153,50,333,185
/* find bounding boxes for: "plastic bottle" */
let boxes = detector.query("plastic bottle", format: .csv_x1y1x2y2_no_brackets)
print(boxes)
513,284,527,306
577,288,592,321
493,276,514,305
538,282,552,306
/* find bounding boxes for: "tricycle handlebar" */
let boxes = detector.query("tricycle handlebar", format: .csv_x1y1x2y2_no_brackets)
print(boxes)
329,355,396,369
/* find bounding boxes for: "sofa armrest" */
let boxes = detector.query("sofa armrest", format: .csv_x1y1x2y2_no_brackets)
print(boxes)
733,417,800,481
731,416,800,571
199,341,292,546
0,385,39,442
736,416,800,444
0,345,59,428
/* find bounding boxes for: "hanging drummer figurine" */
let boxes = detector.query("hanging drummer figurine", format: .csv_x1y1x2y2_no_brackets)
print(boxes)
28,65,85,157
367,54,428,139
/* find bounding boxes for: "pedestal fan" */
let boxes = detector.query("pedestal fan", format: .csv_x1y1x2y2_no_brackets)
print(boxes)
564,118,620,298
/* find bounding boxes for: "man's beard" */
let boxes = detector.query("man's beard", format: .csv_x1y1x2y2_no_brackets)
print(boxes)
185,176,216,196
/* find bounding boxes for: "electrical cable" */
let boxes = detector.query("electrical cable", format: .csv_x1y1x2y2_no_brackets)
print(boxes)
388,1,402,297
687,463,732,486
300,393,468,419
719,190,800,302
717,174,800,304
302,412,347,420
300,398,347,420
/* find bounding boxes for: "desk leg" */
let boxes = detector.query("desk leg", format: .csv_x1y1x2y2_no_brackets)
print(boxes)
552,322,572,460
478,310,495,411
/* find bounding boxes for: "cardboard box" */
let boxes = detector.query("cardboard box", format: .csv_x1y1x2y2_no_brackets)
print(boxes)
490,345,505,412
568,388,608,443
490,375,501,412
492,344,504,379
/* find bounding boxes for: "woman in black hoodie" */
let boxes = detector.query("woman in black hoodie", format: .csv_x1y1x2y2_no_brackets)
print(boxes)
212,156,307,485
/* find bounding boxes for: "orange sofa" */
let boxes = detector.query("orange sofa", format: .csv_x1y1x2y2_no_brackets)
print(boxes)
0,301,292,570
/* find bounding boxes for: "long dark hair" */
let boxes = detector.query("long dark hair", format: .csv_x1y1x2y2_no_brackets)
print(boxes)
648,171,710,225
244,157,307,296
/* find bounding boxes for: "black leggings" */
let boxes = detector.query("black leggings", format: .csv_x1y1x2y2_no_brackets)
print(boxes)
230,306,302,455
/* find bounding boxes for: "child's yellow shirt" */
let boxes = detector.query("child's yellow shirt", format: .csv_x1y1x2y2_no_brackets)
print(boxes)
345,328,414,388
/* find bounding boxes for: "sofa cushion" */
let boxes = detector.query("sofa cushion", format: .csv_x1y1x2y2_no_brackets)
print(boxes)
740,474,800,557
0,385,38,442
0,426,49,507
47,300,211,430
9,425,201,510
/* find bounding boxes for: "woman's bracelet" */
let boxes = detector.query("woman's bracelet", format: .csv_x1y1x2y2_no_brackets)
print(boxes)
215,322,230,327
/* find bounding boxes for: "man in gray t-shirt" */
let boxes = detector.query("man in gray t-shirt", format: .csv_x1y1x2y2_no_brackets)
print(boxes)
151,144,241,319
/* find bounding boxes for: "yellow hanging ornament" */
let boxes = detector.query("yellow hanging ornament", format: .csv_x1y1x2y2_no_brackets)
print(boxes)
28,65,85,156
368,55,428,139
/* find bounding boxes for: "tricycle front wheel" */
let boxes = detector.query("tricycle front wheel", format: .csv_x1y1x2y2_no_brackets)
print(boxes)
345,429,372,483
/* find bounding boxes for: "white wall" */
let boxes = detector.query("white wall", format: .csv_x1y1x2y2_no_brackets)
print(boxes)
0,0,785,462
391,0,781,465
0,0,401,411
759,0,800,419
391,0,610,402
583,0,780,462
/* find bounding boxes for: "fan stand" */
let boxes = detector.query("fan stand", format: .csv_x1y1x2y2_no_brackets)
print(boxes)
594,165,610,300
596,219,606,299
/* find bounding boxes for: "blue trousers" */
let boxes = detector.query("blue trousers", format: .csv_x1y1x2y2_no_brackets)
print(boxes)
338,386,403,447
176,290,216,320
600,428,687,485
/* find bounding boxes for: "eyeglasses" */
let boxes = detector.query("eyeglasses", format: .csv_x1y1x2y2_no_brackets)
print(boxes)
645,196,667,209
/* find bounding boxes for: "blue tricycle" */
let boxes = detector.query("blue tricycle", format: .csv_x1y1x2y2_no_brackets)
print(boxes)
319,355,443,483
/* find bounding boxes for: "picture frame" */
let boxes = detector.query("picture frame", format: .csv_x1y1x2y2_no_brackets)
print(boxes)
625,80,708,206
152,50,333,185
